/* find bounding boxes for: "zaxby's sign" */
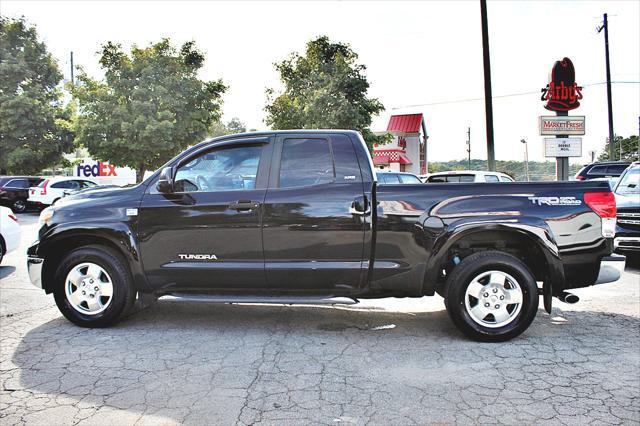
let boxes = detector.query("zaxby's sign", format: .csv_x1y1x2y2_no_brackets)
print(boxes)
76,161,117,177
541,57,583,112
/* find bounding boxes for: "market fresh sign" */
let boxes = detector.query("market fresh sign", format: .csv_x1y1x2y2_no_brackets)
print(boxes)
539,116,585,136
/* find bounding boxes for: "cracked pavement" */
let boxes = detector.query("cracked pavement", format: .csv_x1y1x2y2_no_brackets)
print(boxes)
1,214,639,425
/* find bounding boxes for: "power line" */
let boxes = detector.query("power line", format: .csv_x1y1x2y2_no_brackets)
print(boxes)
391,81,640,110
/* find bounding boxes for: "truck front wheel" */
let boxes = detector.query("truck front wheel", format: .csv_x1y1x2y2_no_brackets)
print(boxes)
53,246,136,327
445,251,538,342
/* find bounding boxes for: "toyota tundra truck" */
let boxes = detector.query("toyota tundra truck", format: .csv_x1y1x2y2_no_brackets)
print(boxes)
27,130,626,341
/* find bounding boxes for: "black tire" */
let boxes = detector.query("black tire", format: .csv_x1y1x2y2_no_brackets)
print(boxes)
53,245,136,327
12,200,26,213
445,251,539,342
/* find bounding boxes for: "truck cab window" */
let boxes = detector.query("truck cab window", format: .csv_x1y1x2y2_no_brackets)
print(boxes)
174,145,261,193
279,138,334,188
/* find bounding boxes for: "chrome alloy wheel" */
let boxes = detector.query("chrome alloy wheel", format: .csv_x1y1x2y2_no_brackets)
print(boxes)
65,262,113,315
464,270,523,328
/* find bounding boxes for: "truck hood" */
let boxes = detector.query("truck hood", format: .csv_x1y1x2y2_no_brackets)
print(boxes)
52,184,145,210
615,192,640,210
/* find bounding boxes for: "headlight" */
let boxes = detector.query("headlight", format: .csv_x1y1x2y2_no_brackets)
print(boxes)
39,207,55,227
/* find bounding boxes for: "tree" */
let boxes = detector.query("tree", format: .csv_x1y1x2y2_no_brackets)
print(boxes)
73,39,227,182
265,36,388,150
0,17,73,174
226,117,246,134
598,135,639,161
208,117,247,138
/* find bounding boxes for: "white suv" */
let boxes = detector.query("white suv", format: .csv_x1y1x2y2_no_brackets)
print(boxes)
425,170,514,183
29,177,97,207
0,206,21,264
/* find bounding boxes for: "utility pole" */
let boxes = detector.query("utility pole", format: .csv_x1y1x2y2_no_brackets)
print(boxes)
521,139,529,181
466,127,471,169
480,0,496,171
70,51,74,86
598,14,615,161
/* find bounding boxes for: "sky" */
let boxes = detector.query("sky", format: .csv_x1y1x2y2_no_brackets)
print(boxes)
2,0,639,164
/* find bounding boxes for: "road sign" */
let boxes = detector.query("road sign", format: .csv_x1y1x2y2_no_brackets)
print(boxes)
544,138,582,157
539,116,585,136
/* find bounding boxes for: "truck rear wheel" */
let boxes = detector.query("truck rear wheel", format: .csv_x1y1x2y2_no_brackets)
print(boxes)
53,246,135,327
445,251,538,342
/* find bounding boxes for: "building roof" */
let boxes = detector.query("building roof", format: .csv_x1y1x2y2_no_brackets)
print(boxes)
387,114,424,134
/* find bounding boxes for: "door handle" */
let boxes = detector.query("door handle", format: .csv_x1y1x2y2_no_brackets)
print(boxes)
229,200,260,211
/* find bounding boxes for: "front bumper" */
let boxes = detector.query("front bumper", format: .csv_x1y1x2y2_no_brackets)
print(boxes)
594,254,626,285
27,256,44,289
614,236,640,252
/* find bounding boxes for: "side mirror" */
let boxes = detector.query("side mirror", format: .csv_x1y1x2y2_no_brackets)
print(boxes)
156,167,175,193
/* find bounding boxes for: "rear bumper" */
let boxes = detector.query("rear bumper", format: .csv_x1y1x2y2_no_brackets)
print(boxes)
594,254,626,285
27,256,44,289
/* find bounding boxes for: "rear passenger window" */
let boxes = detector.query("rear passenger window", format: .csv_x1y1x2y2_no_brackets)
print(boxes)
279,139,334,188
606,165,628,175
587,166,607,175
399,174,421,184
383,174,400,184
51,181,70,189
5,179,28,188
428,176,447,183
485,175,499,182
499,176,513,182
459,175,475,183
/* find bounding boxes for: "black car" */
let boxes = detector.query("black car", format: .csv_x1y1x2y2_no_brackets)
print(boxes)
574,161,631,181
613,162,640,253
27,130,624,342
0,176,44,213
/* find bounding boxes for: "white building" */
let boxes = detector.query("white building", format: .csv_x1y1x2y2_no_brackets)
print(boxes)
373,113,428,175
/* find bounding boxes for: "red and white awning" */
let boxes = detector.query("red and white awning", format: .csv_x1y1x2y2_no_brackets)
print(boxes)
372,149,412,165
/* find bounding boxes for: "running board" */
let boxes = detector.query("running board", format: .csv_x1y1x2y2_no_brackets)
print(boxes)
158,293,359,305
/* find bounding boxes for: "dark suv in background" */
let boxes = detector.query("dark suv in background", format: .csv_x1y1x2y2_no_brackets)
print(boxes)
574,161,631,181
0,176,43,213
613,162,640,254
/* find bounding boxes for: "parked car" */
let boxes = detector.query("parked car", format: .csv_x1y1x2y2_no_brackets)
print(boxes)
0,176,44,213
0,206,21,265
574,161,631,181
28,130,624,342
62,184,122,198
613,162,640,253
28,177,97,207
425,170,514,183
376,171,422,184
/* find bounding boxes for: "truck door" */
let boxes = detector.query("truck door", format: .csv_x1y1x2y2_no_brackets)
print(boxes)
138,138,273,292
262,133,367,292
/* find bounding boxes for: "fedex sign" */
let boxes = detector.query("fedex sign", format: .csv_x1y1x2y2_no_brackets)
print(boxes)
76,161,117,177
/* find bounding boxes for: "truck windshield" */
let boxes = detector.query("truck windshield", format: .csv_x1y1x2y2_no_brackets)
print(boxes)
615,167,639,195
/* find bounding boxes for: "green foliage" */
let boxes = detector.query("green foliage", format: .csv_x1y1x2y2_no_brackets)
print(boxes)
598,135,639,161
428,159,582,181
72,38,227,181
209,117,247,138
265,36,386,150
0,16,73,174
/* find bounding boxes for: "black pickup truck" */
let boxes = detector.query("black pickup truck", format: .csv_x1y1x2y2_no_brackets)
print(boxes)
27,130,625,341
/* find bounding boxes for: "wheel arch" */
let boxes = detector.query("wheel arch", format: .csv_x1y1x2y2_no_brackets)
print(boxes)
39,225,151,295
422,217,564,306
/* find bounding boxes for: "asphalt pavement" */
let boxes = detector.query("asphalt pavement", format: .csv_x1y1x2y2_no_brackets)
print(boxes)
1,213,639,425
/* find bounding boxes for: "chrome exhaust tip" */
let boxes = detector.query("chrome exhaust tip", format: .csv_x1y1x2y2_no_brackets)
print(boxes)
557,291,579,304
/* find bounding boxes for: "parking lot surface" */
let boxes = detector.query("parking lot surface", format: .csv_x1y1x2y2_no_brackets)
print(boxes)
1,213,639,425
